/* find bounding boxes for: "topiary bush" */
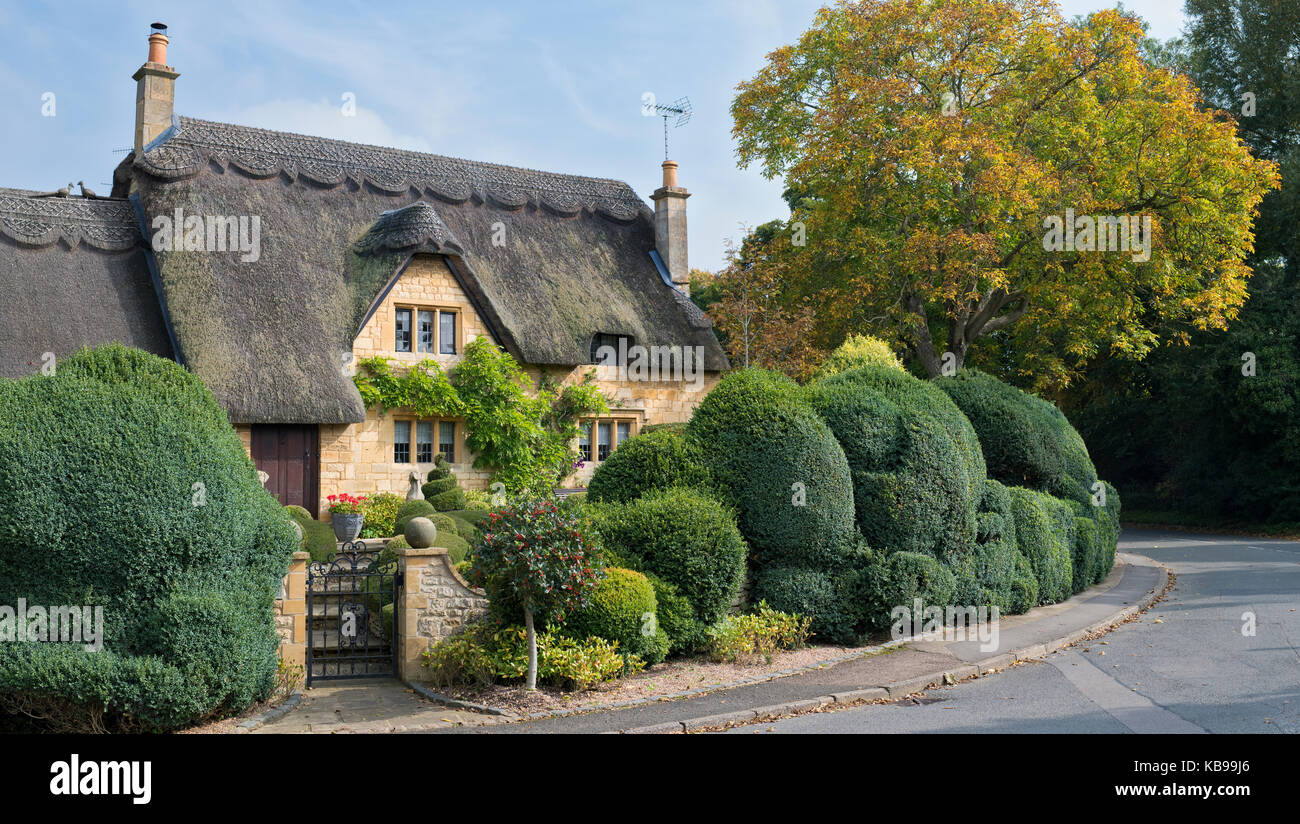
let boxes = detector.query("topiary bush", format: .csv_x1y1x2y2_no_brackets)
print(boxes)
934,369,1099,505
585,488,746,640
0,345,296,731
752,564,873,644
687,369,856,570
1008,487,1074,604
644,574,707,655
562,568,669,666
967,480,1038,614
806,365,986,566
883,551,958,614
359,492,404,538
812,334,905,382
394,499,439,534
287,505,336,562
422,455,466,511
586,426,710,504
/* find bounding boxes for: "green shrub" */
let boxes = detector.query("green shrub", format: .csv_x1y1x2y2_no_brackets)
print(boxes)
687,369,856,570
563,568,668,666
1008,487,1074,604
453,559,474,580
706,602,811,664
812,334,904,381
968,480,1038,614
394,499,438,534
0,345,295,731
422,455,466,511
436,531,472,565
359,492,404,538
585,488,746,633
287,506,336,562
883,551,958,613
644,574,708,655
806,365,985,566
586,427,710,504
935,369,1099,505
753,565,860,644
420,622,639,691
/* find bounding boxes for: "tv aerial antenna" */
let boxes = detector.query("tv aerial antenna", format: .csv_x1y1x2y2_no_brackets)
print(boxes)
652,96,692,160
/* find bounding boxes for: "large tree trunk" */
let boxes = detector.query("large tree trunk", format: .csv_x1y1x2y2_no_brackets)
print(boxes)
524,607,538,691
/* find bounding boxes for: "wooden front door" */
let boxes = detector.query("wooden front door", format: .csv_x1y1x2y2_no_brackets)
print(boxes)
251,424,320,517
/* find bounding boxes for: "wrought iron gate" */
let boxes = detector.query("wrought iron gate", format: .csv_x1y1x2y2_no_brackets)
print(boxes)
306,542,401,685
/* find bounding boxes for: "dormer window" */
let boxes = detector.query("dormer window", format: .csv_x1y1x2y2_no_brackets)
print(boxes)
591,333,631,366
396,304,460,355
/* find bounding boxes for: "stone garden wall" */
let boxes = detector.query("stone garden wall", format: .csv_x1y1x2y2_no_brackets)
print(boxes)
394,547,488,682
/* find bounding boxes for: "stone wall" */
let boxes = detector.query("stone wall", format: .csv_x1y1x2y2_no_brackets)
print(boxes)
394,547,488,682
273,551,309,669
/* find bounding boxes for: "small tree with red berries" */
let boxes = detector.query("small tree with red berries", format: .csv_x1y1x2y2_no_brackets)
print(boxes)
471,495,601,690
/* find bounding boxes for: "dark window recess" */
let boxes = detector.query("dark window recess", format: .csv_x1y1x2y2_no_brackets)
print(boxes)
417,310,435,353
597,422,612,461
396,308,412,352
394,420,411,463
439,421,456,462
416,421,433,463
439,311,457,354
590,333,630,365
578,423,592,462
617,421,630,448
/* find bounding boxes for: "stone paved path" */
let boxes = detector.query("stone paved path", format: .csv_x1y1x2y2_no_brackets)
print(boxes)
253,678,502,733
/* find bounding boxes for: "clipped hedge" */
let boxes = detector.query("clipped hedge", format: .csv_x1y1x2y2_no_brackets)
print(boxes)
935,369,1098,505
563,568,668,665
812,334,905,381
0,345,295,731
394,499,439,534
287,505,336,563
421,455,466,511
586,488,746,637
753,566,858,644
1008,487,1074,604
687,369,856,570
586,426,710,504
645,574,706,654
884,551,958,613
806,365,986,564
969,481,1039,613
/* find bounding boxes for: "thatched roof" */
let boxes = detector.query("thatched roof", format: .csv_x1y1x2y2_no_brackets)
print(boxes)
116,117,726,424
0,188,173,379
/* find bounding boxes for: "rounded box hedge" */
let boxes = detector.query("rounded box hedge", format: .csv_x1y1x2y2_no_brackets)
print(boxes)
586,426,710,505
934,369,1098,505
806,365,986,563
0,345,296,731
687,369,856,571
586,487,746,646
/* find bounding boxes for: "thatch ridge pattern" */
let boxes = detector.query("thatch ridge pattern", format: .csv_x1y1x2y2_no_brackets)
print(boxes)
137,118,649,222
0,188,140,251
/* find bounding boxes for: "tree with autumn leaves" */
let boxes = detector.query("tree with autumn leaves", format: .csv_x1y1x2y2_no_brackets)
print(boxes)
719,0,1277,389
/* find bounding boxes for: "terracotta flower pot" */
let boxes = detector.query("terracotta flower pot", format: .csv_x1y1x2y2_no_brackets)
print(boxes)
332,512,364,542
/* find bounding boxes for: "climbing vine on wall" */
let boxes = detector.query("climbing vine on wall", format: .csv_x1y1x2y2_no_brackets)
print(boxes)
352,338,608,492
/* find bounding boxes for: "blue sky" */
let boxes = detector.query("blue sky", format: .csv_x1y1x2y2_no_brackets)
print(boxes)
0,0,1187,269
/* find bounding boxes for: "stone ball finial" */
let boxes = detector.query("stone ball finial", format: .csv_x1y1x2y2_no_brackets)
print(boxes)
406,469,425,502
404,516,437,549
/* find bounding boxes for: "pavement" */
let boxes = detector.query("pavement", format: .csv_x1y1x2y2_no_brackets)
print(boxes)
722,528,1300,734
421,547,1168,734
251,678,510,733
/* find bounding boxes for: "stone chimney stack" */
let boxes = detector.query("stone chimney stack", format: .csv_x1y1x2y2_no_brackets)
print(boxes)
133,23,179,155
651,160,690,294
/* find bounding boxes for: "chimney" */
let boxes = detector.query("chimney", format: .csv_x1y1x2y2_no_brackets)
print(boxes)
133,23,179,155
651,159,690,294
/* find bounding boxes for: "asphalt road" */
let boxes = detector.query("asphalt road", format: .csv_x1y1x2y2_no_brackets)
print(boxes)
722,528,1300,734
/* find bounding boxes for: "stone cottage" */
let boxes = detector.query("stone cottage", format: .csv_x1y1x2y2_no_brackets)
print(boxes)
0,25,727,517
